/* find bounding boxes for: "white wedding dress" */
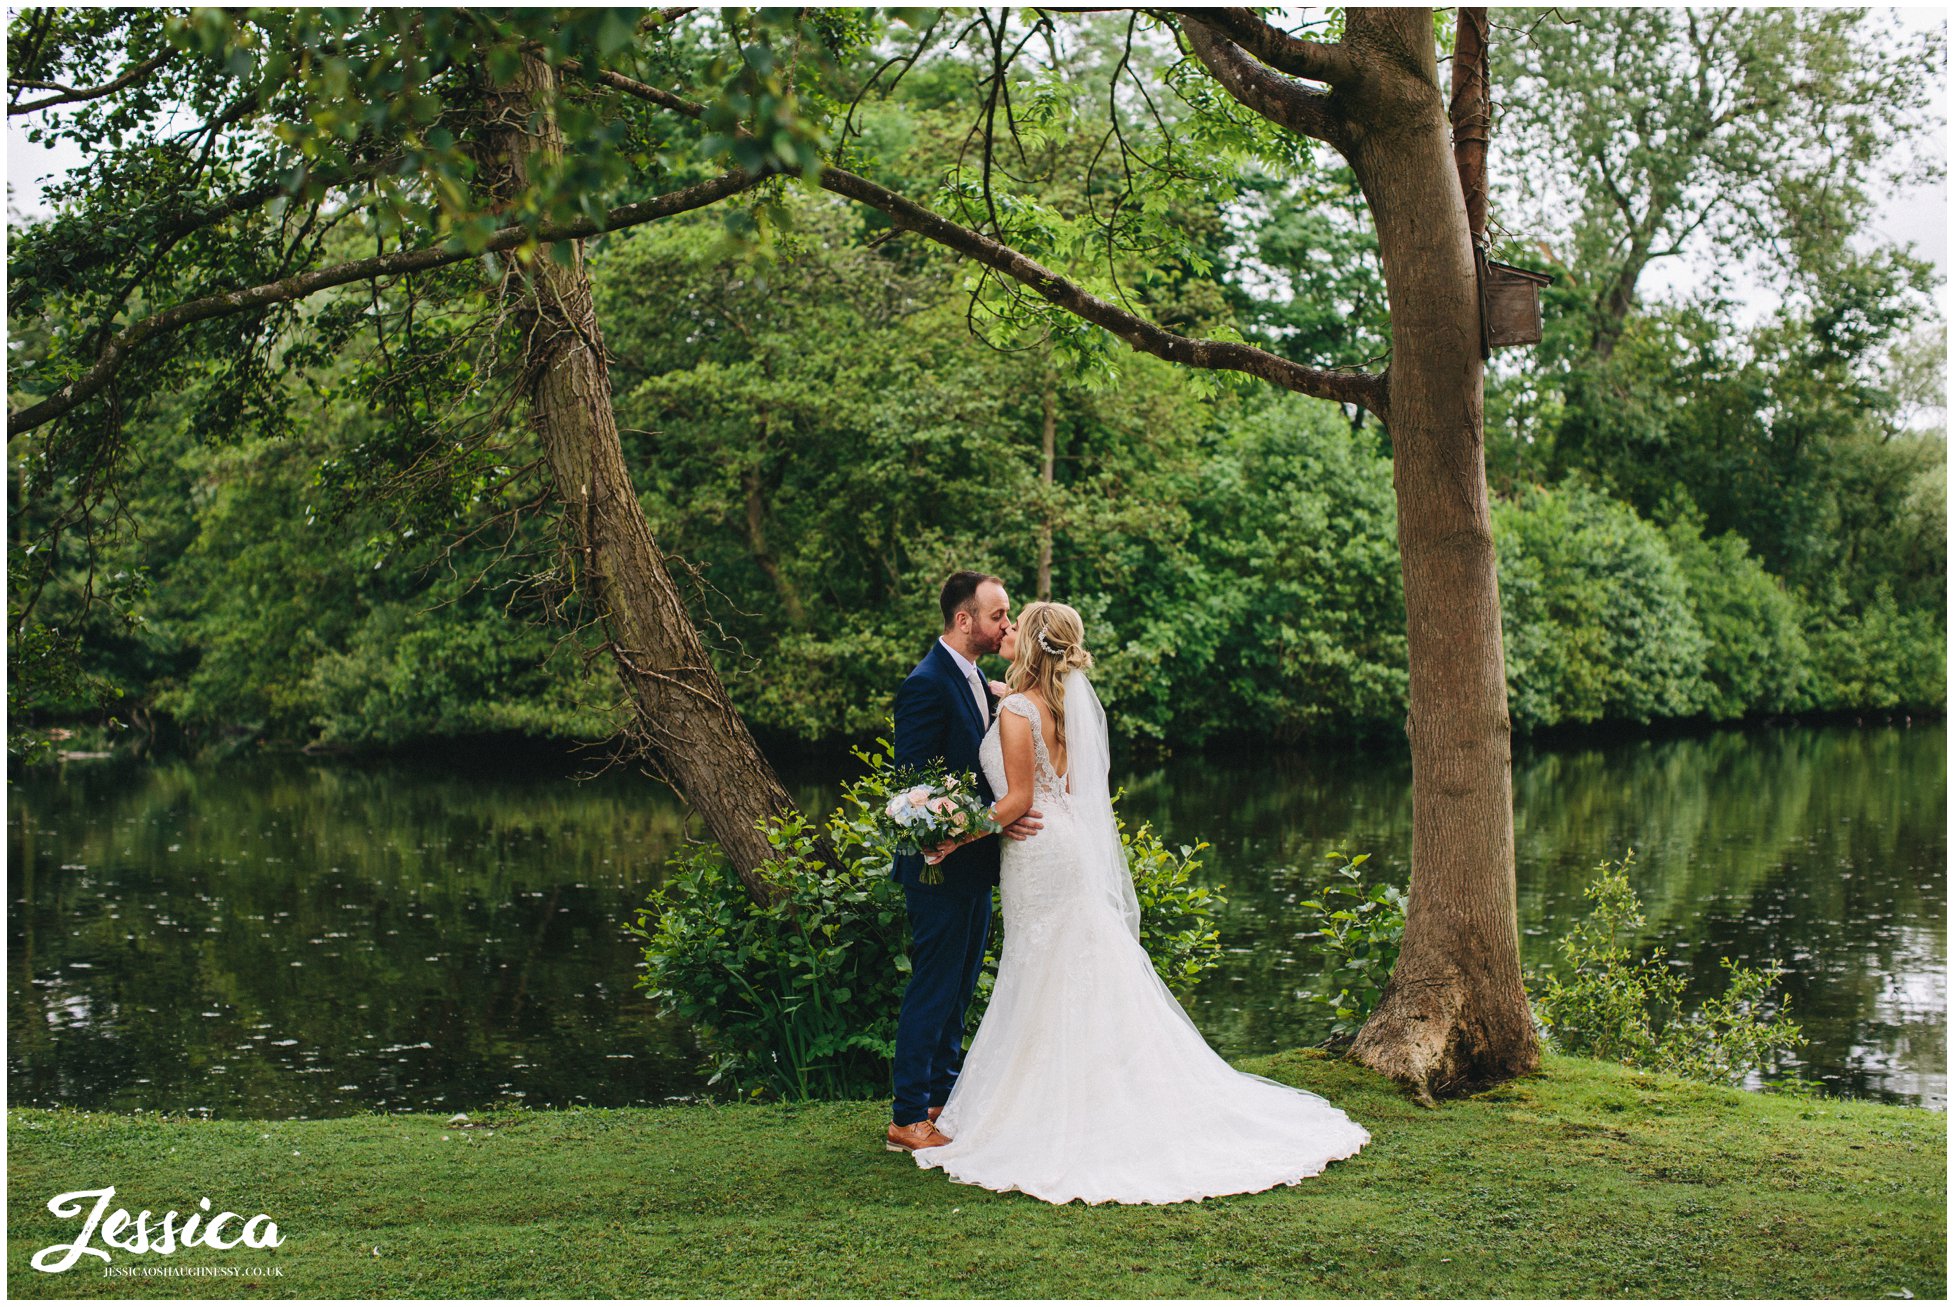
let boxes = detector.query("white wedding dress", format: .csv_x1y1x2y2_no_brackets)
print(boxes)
913,671,1370,1205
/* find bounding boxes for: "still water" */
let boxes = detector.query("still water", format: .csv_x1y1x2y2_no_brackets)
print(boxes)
9,721,1944,1117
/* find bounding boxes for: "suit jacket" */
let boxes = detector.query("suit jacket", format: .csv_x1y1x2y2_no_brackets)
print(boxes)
891,640,1002,892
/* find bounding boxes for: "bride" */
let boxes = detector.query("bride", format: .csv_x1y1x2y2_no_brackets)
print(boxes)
910,600,1371,1206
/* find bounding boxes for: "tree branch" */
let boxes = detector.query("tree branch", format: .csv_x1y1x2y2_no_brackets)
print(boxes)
9,52,170,115
8,168,774,439
1177,18,1349,151
18,153,410,334
1162,7,1364,86
638,7,695,33
1592,152,1640,227
817,165,1385,414
573,47,1384,412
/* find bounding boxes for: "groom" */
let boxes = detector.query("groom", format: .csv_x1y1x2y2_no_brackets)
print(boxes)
885,571,1042,1153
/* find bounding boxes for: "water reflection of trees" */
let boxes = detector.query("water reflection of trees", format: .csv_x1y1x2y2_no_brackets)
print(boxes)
1120,724,1944,1104
9,754,709,1117
9,723,1943,1112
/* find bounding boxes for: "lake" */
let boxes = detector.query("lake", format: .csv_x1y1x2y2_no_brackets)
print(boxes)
8,719,1944,1117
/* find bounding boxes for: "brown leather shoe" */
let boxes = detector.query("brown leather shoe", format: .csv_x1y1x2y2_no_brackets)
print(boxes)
886,1119,953,1152
927,1106,944,1123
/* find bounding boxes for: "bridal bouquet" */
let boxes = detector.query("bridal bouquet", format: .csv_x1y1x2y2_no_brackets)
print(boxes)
871,768,1000,880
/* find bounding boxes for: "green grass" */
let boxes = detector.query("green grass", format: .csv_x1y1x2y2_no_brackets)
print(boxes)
8,1051,1944,1298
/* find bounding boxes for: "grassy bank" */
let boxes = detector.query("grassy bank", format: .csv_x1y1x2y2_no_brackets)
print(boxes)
8,1051,1943,1299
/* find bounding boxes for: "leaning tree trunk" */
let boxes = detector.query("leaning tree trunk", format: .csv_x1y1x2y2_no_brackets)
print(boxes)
472,53,799,901
1338,8,1539,1099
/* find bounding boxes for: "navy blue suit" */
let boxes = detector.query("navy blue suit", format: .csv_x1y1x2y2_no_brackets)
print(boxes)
889,639,1000,1125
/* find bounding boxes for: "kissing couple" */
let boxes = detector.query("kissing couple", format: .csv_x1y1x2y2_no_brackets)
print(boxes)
883,570,1370,1206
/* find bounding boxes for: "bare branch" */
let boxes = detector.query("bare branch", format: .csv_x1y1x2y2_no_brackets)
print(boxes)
550,52,699,117
1177,18,1349,151
1592,152,1639,227
577,44,1383,412
1162,6,1364,87
817,165,1386,414
839,9,947,151
9,168,774,439
9,51,169,115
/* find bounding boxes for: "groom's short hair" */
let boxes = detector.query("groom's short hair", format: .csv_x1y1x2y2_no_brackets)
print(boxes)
941,570,1003,629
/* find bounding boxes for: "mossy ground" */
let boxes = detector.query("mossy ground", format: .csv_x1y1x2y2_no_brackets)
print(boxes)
8,1051,1943,1299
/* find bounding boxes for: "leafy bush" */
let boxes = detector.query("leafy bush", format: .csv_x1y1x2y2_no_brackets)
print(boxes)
628,735,1225,1101
1798,582,1946,713
627,812,907,1102
1125,822,1222,992
1493,479,1710,729
1282,845,1809,1090
1294,850,1407,1043
1661,506,1811,718
1527,850,1807,1086
1173,394,1410,744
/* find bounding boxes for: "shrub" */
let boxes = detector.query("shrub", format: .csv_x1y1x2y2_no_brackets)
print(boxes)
627,815,908,1102
1294,850,1407,1044
628,735,1225,1101
1125,822,1222,992
1526,850,1807,1086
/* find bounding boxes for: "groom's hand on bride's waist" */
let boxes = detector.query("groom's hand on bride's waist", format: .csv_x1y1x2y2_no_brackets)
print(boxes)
1002,808,1043,841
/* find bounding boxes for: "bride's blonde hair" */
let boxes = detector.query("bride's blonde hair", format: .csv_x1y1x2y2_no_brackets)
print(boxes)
1005,601,1094,755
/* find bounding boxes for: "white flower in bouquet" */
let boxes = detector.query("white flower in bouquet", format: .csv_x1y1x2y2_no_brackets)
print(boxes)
870,768,1002,878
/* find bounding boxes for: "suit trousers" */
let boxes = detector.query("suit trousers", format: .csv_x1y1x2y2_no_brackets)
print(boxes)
891,881,993,1125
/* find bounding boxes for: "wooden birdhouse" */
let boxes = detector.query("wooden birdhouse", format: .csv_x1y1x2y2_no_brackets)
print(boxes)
1478,255,1553,352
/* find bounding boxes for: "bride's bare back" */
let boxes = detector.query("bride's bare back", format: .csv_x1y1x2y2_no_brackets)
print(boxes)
997,691,1067,792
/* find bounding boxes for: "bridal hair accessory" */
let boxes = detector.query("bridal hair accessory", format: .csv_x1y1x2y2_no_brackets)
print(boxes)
1035,629,1063,656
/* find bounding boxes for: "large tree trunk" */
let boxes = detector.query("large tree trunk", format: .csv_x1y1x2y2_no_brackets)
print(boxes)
1338,8,1539,1100
473,53,799,901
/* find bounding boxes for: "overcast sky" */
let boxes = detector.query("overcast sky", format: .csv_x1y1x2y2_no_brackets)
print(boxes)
1874,7,1949,277
1630,5,1946,325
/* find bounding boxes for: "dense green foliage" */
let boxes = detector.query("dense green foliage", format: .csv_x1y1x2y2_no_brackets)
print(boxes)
628,734,1224,1101
14,206,1939,755
1474,6,1946,737
1494,481,1710,728
7,8,1943,762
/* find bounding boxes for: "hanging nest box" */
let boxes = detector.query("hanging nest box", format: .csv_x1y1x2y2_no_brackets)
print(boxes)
1476,250,1553,353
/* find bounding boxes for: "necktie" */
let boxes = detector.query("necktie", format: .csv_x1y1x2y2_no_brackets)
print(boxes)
965,666,989,726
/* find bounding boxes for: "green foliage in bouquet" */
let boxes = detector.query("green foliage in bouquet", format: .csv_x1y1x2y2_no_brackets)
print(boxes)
866,760,999,883
628,734,1225,1101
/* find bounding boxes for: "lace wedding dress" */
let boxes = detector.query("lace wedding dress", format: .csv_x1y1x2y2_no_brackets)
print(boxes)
912,672,1370,1205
